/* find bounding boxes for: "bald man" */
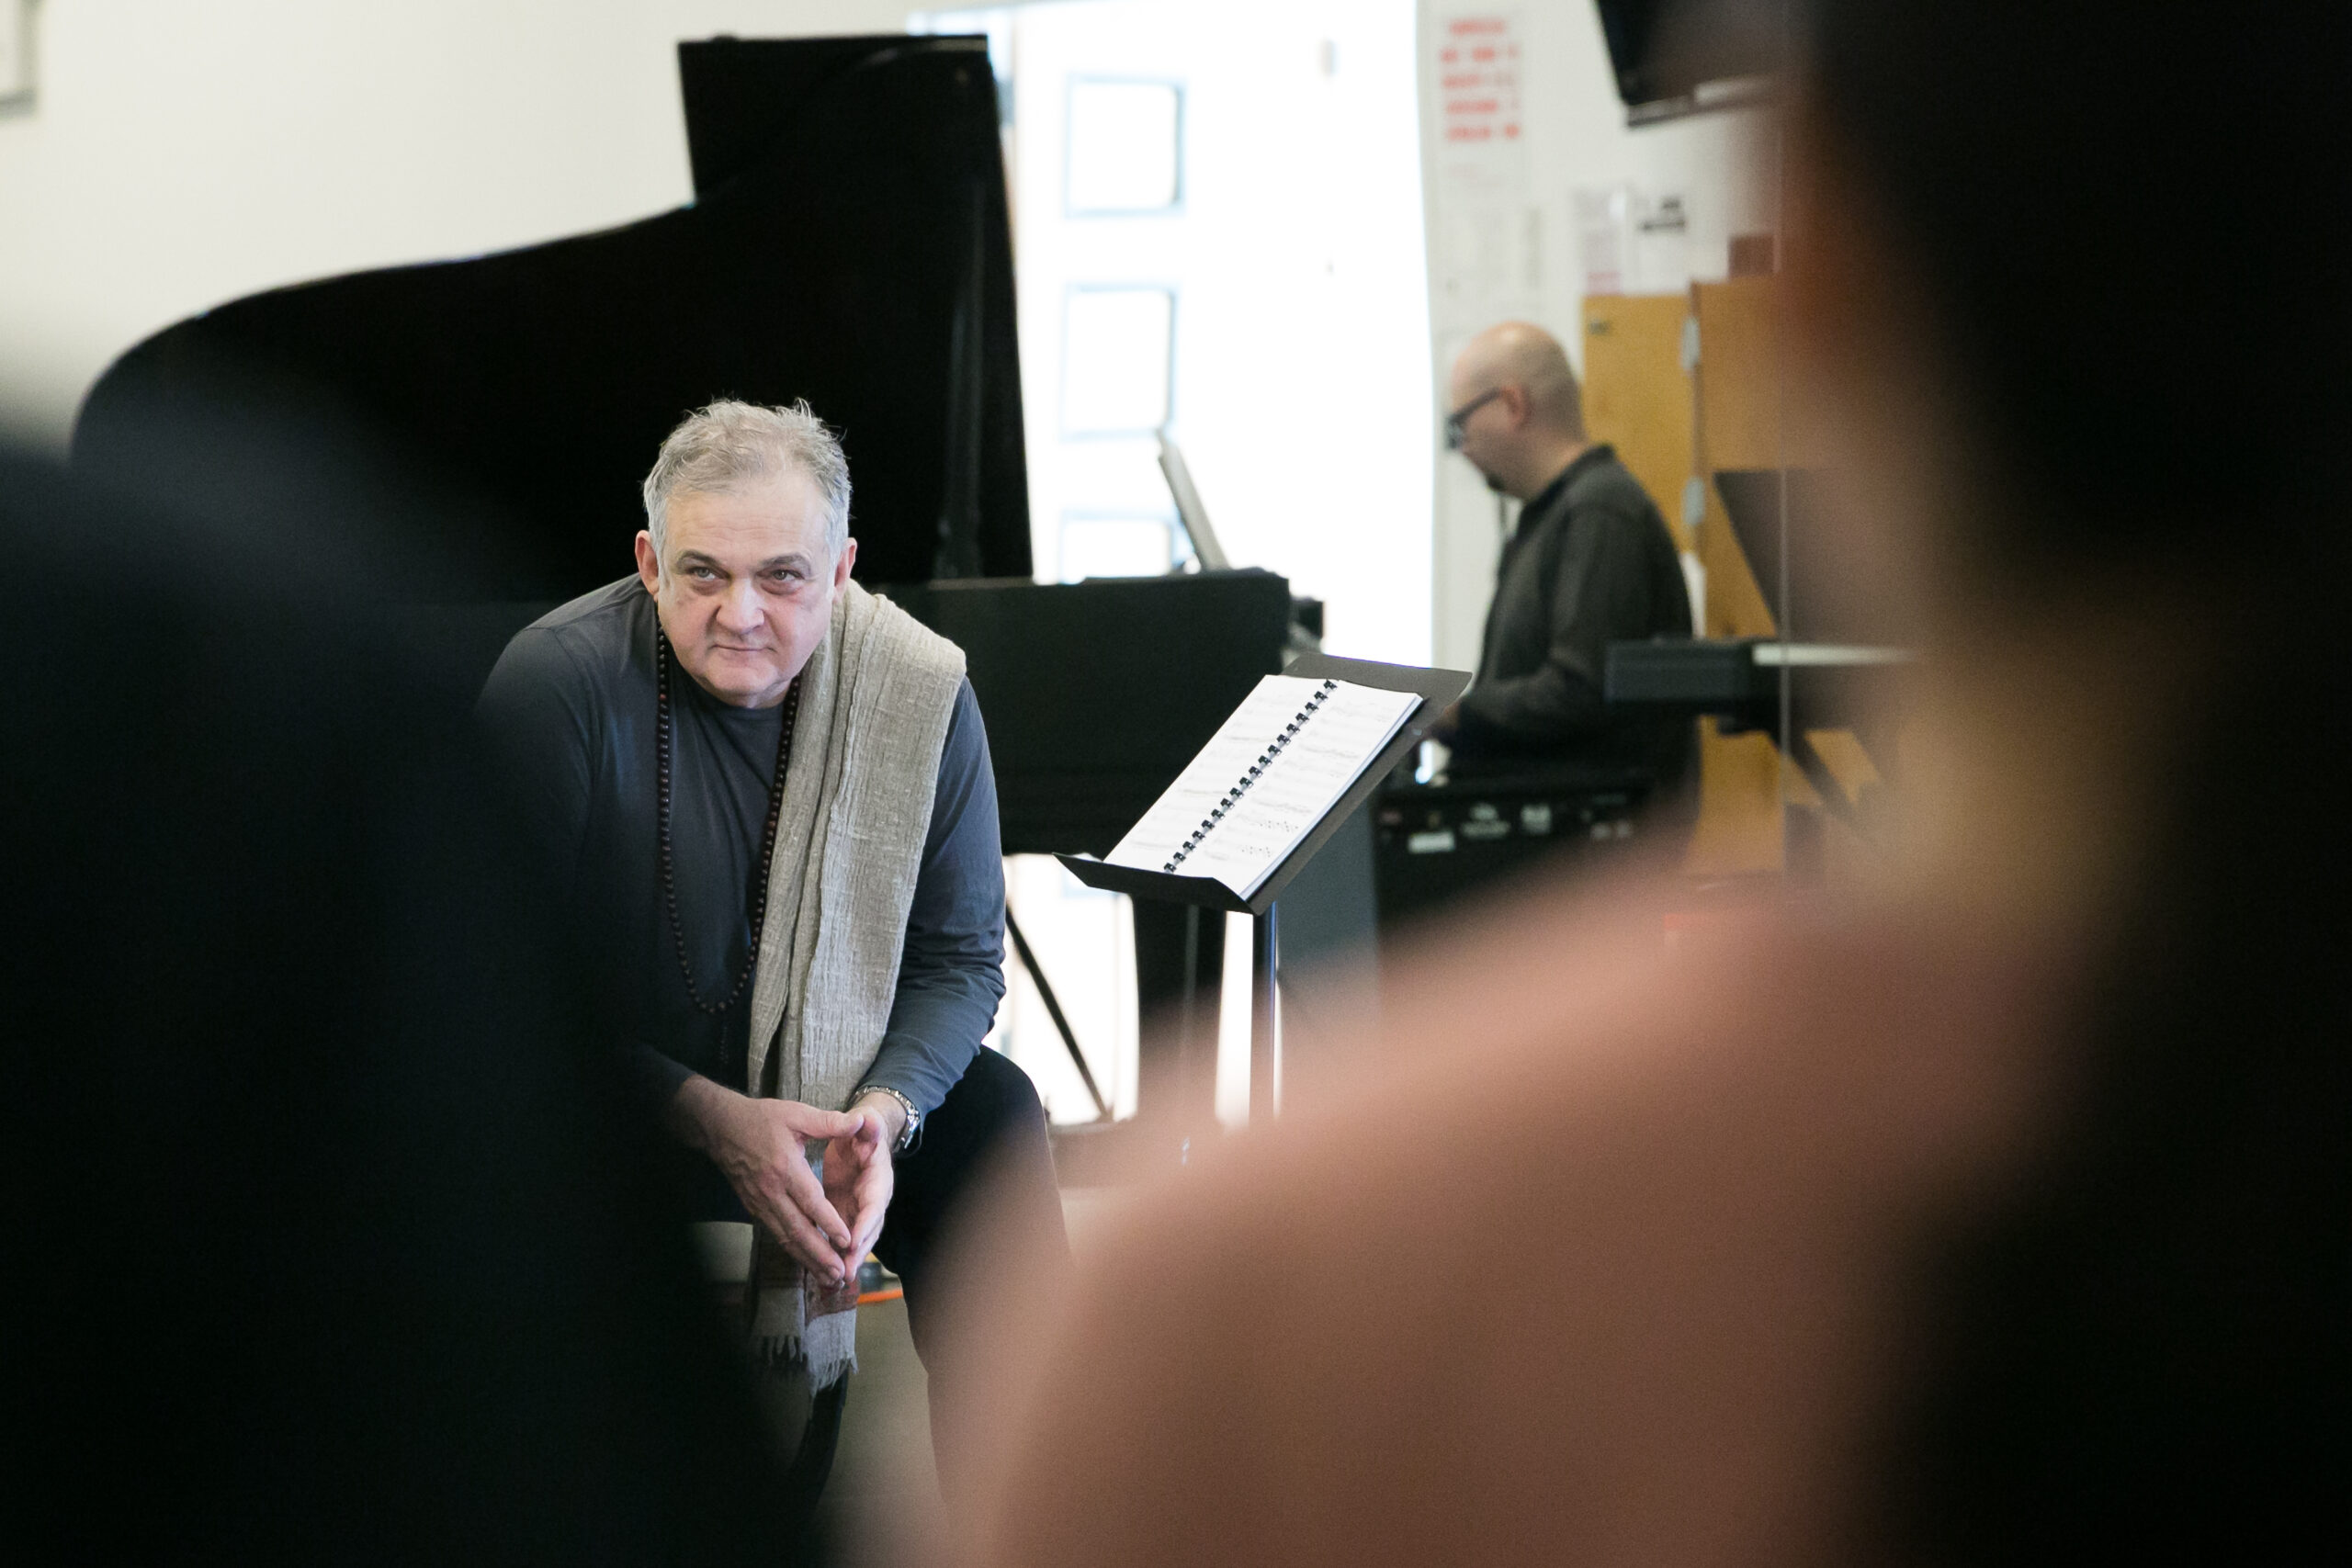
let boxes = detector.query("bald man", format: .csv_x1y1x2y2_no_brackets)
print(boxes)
1437,322,1694,812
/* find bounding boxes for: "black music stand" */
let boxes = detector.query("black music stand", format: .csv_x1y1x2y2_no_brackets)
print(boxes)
1057,653,1469,1122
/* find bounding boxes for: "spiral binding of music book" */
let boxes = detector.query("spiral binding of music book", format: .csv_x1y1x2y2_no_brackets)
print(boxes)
1161,680,1339,874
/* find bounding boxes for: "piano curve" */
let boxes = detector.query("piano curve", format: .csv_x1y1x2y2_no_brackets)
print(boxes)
76,35,1030,596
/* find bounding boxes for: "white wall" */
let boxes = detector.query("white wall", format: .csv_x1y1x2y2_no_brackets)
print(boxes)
1418,0,1770,671
0,0,920,449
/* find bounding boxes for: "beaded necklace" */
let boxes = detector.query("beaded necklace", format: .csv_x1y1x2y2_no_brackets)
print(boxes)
655,630,801,1017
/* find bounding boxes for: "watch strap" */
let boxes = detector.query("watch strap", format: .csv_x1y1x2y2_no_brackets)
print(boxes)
854,1083,922,1154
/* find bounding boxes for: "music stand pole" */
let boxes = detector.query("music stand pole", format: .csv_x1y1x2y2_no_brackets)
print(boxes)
1250,902,1280,1122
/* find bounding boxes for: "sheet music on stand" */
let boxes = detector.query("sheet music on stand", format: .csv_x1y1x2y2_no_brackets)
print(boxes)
1059,651,1467,1124
1106,673,1420,899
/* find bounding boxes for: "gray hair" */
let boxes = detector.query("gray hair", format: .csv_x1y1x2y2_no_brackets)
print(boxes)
640,399,853,569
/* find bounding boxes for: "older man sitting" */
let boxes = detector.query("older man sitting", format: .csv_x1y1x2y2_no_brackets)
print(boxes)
479,399,1064,1517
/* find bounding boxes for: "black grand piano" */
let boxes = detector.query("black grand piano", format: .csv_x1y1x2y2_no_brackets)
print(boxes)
75,35,1283,1136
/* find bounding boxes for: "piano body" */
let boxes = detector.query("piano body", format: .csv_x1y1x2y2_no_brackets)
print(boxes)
75,35,1291,1137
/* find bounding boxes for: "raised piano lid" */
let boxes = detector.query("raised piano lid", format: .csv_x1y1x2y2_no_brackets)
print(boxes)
73,34,1030,602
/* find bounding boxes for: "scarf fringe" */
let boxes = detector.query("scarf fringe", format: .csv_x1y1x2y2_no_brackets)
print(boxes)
750,1280,858,1392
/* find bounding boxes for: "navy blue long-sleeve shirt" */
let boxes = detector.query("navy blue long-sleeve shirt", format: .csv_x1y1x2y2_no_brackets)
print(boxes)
478,578,1005,1127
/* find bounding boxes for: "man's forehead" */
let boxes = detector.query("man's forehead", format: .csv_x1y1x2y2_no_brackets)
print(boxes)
1450,345,1497,391
665,474,829,558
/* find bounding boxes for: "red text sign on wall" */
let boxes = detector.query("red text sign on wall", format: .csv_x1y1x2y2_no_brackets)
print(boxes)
1438,14,1522,145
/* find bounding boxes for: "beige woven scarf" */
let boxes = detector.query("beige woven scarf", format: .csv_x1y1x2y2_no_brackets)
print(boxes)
740,580,965,1390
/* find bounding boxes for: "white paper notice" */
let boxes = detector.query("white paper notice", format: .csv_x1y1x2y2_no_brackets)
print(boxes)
1107,674,1421,899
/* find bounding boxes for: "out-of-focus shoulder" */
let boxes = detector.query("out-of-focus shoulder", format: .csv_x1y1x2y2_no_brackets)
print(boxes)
481,577,645,716
523,576,645,642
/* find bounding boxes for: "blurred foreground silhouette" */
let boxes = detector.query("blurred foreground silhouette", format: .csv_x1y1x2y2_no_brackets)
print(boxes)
1,430,808,1562
956,4,2352,1563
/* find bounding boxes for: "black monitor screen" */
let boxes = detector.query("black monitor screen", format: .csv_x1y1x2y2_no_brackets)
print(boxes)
1595,0,1672,108
1593,0,1781,121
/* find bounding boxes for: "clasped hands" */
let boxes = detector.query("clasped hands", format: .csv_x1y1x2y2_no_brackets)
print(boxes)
670,1077,901,1289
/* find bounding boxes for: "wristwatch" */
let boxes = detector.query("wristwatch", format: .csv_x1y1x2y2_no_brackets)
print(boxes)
854,1083,922,1154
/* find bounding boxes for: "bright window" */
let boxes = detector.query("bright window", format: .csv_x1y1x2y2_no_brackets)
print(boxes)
1061,286,1175,435
1058,513,1177,580
1066,79,1183,214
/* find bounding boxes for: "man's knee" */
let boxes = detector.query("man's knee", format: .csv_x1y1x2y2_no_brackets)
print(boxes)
950,1043,1042,1115
878,1049,1061,1296
922,1045,1046,1164
888,1051,1046,1234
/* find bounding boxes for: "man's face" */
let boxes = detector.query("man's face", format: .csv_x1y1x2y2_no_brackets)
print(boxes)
1445,358,1518,488
633,472,856,709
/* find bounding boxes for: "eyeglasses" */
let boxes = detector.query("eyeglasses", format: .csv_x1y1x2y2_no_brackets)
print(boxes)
1442,387,1508,450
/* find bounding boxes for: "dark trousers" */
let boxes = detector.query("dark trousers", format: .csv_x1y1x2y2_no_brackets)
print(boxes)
790,1046,1066,1516
876,1045,1067,1368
